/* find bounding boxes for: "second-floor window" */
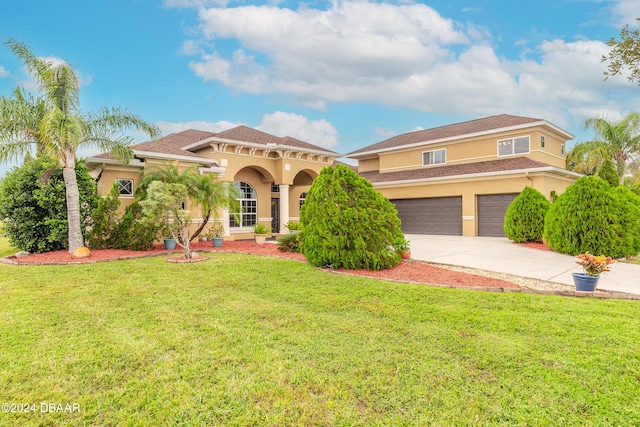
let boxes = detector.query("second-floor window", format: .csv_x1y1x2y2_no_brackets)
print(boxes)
498,136,530,156
423,149,446,166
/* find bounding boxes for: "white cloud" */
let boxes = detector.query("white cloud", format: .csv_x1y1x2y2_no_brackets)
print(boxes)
153,113,339,150
181,0,638,132
609,0,640,26
257,111,339,149
0,65,9,78
155,120,240,136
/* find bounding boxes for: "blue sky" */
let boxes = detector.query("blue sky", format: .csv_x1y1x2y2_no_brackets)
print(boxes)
1,0,639,174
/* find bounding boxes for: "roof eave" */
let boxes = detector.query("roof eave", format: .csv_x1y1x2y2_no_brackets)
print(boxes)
369,166,582,187
209,136,340,156
132,150,216,164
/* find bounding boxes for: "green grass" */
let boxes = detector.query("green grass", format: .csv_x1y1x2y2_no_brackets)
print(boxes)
1,253,640,426
0,235,17,257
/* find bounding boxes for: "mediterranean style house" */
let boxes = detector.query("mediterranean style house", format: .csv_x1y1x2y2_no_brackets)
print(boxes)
346,114,582,237
87,126,339,239
88,114,581,239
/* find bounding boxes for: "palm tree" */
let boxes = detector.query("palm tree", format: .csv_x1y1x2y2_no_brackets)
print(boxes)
139,163,238,240
190,173,238,240
567,112,640,184
0,38,160,252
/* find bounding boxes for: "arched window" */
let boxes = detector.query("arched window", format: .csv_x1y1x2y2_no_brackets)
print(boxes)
231,181,257,227
299,192,307,209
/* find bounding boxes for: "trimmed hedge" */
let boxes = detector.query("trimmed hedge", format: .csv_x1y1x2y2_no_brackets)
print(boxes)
503,187,550,243
543,176,640,258
300,165,403,270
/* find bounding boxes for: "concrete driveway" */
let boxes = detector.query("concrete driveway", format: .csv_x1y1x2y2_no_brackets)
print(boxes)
405,234,640,295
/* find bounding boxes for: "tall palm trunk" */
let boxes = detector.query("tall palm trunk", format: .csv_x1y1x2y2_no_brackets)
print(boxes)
62,166,84,253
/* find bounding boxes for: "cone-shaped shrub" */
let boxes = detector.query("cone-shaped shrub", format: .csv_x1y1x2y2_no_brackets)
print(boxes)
300,164,403,270
503,187,550,243
612,186,640,256
597,157,619,187
544,176,640,257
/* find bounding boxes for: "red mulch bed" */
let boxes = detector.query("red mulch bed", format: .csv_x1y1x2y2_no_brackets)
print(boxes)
519,241,551,251
6,240,519,289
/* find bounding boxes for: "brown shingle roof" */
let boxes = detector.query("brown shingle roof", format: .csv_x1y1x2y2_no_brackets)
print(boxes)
91,126,338,161
215,125,338,154
348,114,544,156
91,130,217,161
359,157,553,183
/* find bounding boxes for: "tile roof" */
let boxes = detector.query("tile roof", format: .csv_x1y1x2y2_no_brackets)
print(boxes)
348,114,544,156
358,157,554,183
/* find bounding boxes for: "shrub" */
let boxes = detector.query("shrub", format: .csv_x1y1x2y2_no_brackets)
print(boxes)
277,233,301,252
543,176,640,258
597,158,619,187
300,164,403,270
114,199,160,251
87,182,121,249
88,182,160,251
503,187,550,243
0,157,98,253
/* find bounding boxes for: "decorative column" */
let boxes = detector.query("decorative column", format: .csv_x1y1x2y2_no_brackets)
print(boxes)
221,207,230,236
279,184,290,233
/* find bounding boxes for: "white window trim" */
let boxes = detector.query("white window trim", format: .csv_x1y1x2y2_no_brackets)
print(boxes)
231,181,257,228
497,135,530,157
422,148,446,166
116,178,134,196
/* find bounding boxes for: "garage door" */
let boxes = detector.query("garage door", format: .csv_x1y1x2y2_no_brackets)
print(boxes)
477,193,519,237
392,197,462,235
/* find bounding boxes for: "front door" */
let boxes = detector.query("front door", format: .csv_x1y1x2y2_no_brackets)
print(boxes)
271,198,280,233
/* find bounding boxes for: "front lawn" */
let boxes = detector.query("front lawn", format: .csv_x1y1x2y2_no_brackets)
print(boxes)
1,253,639,426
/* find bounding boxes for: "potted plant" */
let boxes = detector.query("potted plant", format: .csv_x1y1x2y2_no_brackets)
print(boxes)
161,225,177,250
393,237,411,260
252,223,271,245
285,221,302,234
573,252,615,291
205,222,225,248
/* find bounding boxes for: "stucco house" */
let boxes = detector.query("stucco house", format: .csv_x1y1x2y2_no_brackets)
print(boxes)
346,114,582,237
88,114,581,240
87,126,339,239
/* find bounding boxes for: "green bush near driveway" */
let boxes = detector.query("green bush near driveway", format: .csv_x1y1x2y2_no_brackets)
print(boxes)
300,164,403,270
1,254,640,426
544,176,640,257
504,186,550,243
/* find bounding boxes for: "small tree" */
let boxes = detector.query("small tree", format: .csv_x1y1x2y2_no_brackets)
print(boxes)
503,187,550,243
300,165,403,270
544,176,640,258
139,181,195,258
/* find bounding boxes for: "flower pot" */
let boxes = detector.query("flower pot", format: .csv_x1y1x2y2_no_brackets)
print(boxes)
572,272,599,292
164,238,177,250
212,237,223,248
401,250,411,260
255,234,268,245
